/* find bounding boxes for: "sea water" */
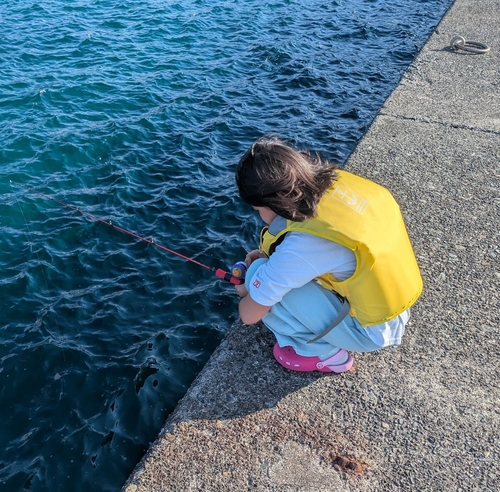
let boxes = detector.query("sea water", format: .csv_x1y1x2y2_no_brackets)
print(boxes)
0,0,451,490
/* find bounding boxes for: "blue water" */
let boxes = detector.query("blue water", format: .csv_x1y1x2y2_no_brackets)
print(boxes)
1,1,451,490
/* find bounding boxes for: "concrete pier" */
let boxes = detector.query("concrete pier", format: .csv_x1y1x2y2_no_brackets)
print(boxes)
123,0,499,490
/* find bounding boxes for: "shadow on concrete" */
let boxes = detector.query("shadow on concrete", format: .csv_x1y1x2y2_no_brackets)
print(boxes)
123,320,371,491
162,320,344,424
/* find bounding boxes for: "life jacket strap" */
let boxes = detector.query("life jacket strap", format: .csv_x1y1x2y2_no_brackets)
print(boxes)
307,297,351,344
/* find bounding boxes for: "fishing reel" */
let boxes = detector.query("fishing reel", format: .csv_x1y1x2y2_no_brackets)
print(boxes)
214,261,247,285
230,261,247,281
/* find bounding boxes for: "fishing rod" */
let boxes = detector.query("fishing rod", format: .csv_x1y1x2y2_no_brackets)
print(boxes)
14,182,245,285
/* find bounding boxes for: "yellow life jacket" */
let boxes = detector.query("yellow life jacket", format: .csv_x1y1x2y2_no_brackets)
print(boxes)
260,170,423,326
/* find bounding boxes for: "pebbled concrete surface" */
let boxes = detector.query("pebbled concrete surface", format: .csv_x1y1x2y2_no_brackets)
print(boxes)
123,0,500,490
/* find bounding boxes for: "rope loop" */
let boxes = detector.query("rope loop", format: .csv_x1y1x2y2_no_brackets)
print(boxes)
450,35,490,54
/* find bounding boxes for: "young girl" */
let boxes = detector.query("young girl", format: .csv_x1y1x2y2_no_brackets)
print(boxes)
234,136,423,373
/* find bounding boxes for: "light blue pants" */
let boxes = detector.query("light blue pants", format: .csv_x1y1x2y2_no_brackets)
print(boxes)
245,258,381,359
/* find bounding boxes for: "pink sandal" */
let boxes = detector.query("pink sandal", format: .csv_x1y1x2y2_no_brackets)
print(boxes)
273,344,353,373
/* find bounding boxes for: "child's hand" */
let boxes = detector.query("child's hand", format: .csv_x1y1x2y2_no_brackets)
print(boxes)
245,249,267,265
235,282,248,298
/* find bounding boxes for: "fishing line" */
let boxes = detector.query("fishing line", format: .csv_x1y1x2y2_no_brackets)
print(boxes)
13,182,244,285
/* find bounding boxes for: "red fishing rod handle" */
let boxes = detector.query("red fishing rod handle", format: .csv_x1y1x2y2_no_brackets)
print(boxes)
214,269,244,285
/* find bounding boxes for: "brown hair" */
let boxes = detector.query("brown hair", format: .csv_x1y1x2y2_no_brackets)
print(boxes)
235,136,337,221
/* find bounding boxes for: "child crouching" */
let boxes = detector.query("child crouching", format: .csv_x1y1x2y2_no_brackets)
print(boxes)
234,136,422,373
